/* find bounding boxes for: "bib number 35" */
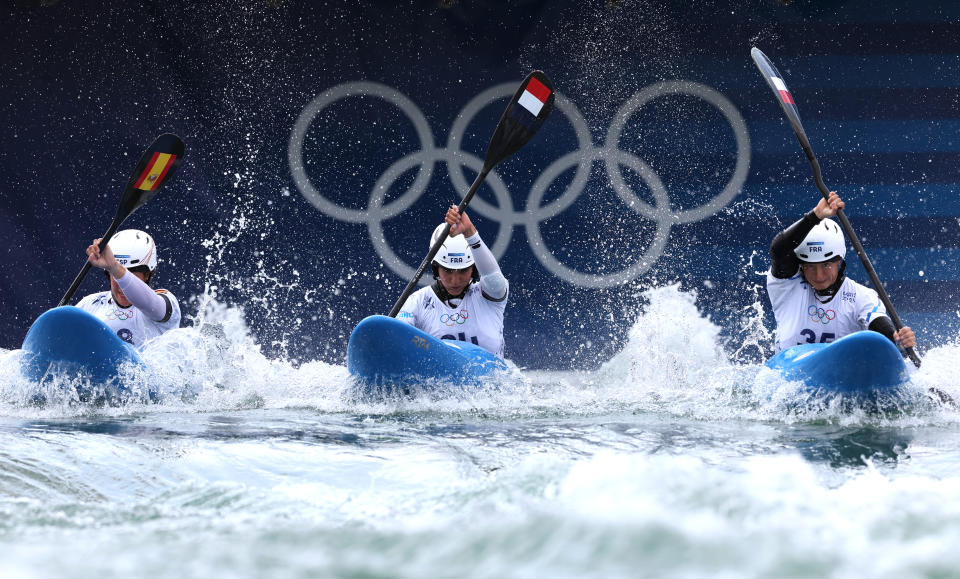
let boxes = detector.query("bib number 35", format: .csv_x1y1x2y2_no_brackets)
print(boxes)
800,329,835,344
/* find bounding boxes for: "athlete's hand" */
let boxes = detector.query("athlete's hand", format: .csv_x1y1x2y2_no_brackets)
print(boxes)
814,191,845,219
446,205,477,237
894,326,916,350
86,238,125,278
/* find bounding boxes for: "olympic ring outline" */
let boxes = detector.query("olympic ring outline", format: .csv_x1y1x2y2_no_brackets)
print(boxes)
289,79,751,288
807,305,836,324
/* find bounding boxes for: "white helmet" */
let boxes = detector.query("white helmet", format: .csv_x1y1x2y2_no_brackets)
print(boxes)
430,223,474,270
108,229,158,272
795,218,846,263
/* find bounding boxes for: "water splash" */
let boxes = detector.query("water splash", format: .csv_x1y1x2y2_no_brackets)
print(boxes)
2,286,958,426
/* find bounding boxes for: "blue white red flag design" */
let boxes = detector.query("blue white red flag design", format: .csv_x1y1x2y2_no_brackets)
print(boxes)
517,77,551,116
509,76,552,128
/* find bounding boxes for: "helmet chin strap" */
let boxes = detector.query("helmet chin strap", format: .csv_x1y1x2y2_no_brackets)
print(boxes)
432,279,470,306
804,260,847,303
431,263,478,306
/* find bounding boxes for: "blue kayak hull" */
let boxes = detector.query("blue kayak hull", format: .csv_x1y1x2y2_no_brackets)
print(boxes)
347,315,507,390
766,331,909,394
20,306,143,402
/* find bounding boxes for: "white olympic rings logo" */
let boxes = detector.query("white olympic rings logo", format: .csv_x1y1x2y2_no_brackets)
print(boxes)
289,79,750,288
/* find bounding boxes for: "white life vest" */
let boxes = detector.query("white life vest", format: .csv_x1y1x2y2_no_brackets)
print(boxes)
398,282,508,359
76,289,181,348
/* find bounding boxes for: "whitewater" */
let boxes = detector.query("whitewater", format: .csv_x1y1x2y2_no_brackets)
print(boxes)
2,285,960,578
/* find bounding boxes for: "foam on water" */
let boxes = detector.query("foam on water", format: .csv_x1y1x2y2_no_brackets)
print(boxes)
2,413,960,578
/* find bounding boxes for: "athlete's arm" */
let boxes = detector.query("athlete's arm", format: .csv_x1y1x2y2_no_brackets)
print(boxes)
770,211,820,279
868,316,896,343
466,232,507,302
114,273,173,322
868,317,918,351
447,206,506,302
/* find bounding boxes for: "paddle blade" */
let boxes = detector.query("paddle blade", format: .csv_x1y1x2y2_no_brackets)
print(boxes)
115,133,185,223
751,48,808,138
483,70,555,171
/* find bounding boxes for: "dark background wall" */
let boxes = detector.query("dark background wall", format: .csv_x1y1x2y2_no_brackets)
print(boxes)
3,0,959,368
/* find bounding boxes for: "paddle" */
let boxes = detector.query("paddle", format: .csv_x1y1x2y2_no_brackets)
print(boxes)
386,71,555,318
58,134,185,306
750,48,921,368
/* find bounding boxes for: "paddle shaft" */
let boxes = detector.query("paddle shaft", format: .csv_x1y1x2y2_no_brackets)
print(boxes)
796,135,921,368
58,220,121,307
387,167,490,318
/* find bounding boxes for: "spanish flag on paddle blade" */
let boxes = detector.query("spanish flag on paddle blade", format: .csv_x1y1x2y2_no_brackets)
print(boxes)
133,152,177,191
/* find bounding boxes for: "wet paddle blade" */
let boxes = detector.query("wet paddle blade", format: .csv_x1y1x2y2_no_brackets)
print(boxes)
482,70,555,172
115,133,185,223
751,47,808,142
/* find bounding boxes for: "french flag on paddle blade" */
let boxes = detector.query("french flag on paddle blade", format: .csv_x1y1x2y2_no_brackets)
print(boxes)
770,76,795,105
519,77,550,115
509,76,552,127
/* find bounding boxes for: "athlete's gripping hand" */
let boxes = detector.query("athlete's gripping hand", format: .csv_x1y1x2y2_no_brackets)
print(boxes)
814,191,845,219
894,326,916,350
446,205,477,238
86,238,126,279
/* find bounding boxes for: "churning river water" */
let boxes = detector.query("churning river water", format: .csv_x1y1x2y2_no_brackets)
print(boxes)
2,286,960,579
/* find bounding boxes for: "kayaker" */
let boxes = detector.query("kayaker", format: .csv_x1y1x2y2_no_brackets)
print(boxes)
397,205,508,359
76,229,181,347
767,191,916,353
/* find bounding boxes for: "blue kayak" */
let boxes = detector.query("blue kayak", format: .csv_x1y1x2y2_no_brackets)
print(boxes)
20,306,144,403
766,331,910,394
347,315,507,392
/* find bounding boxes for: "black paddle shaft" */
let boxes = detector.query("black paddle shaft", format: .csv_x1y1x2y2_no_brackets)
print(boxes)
751,48,921,368
386,71,555,318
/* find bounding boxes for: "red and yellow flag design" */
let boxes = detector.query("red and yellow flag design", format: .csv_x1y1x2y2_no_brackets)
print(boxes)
134,152,177,191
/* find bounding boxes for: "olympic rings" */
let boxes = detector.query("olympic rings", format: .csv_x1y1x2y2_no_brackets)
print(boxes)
808,305,837,324
440,310,469,326
289,79,751,288
107,309,133,321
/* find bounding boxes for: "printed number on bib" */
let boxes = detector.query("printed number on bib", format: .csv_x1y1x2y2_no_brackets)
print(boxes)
442,332,479,346
800,329,835,344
